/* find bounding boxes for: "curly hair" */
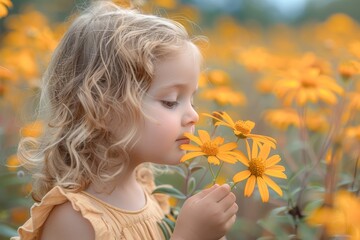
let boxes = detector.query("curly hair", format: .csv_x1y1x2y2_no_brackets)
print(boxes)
17,0,207,202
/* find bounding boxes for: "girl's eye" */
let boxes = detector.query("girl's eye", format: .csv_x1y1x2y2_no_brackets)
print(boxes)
161,100,179,109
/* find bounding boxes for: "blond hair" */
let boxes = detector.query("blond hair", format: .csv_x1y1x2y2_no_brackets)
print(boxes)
18,0,207,202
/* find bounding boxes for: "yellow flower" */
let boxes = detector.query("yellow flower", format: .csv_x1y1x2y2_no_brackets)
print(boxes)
345,125,360,141
10,207,29,225
20,120,43,137
237,47,272,72
0,66,15,80
6,154,20,171
256,76,278,94
232,141,287,202
274,68,343,106
0,0,12,18
307,190,360,239
305,112,329,133
348,91,360,111
294,52,332,76
180,130,241,165
349,41,360,59
338,60,360,80
203,111,276,148
265,108,299,130
201,86,246,106
265,108,329,132
207,69,230,86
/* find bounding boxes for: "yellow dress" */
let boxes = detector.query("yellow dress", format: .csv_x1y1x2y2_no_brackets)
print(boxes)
11,167,171,240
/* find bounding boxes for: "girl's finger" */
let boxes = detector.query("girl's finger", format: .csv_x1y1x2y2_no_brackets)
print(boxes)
193,184,219,200
223,202,238,221
203,184,231,202
218,192,236,210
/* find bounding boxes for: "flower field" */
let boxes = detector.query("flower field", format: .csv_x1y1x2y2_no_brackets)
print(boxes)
1,0,360,239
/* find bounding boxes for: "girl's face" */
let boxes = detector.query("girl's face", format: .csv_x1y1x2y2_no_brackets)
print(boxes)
131,43,200,166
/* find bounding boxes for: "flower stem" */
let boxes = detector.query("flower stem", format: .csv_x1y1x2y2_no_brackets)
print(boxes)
214,161,224,181
352,154,359,191
208,162,216,184
230,181,239,190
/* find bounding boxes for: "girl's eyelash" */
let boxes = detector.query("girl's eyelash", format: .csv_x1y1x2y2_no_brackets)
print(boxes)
161,100,179,109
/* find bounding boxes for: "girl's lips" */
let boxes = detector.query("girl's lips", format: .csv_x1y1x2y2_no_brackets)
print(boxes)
176,138,190,144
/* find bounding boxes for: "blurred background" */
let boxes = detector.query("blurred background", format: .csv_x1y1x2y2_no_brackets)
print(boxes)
1,0,360,239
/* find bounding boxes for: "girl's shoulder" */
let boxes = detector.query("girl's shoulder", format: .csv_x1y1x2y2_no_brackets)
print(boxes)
39,200,95,240
11,186,111,240
12,167,171,240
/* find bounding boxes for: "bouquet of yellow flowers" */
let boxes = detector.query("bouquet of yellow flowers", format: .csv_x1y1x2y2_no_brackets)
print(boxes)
154,111,287,238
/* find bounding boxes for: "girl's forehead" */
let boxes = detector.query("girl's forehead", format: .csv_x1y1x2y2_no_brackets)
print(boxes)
154,44,201,76
151,45,201,90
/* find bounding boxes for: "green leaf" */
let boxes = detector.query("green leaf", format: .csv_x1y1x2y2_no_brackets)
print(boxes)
172,166,186,178
152,186,186,200
157,222,171,240
190,166,205,175
163,217,175,232
269,206,288,216
189,159,201,169
187,177,196,194
0,224,18,237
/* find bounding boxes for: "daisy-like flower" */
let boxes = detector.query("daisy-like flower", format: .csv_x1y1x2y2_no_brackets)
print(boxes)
274,67,343,106
203,111,276,148
232,141,287,202
201,86,246,106
0,0,12,18
180,130,241,165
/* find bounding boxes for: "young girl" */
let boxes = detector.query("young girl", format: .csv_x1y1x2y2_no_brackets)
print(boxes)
12,1,238,239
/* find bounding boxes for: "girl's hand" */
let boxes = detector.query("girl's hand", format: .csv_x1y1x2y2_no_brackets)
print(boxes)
172,184,238,240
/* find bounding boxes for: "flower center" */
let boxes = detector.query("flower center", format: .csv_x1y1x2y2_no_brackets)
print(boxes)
201,141,219,156
234,121,252,136
248,158,265,177
301,78,316,88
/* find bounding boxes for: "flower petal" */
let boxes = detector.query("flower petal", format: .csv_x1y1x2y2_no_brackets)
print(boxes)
220,111,235,126
180,152,206,162
263,175,283,197
229,150,249,166
244,175,256,197
217,153,237,164
252,140,259,159
265,170,287,179
268,165,285,171
259,143,271,160
233,170,251,183
265,155,281,167
245,139,251,160
184,132,202,146
219,142,237,151
257,177,269,202
213,136,224,145
208,156,220,165
245,120,255,130
250,134,277,149
180,144,201,151
198,130,210,143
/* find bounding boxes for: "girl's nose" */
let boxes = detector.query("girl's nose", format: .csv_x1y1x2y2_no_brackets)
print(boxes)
183,104,199,126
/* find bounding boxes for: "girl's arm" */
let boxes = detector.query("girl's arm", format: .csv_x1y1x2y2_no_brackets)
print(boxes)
171,184,238,240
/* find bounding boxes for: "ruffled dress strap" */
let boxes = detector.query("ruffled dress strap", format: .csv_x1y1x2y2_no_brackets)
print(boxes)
11,186,112,240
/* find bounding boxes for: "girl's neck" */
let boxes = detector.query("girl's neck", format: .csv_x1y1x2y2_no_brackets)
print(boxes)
85,164,147,211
